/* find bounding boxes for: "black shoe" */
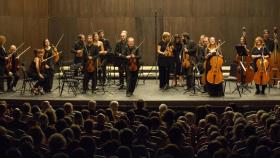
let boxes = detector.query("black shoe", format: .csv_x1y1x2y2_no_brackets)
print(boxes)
261,91,265,95
82,90,87,94
126,93,132,97
163,84,169,90
255,91,260,95
118,85,124,90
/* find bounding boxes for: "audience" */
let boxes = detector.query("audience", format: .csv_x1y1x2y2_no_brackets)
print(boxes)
0,99,280,158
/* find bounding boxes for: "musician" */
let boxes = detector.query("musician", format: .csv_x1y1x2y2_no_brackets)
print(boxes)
6,45,20,91
71,34,86,75
82,34,99,93
197,36,209,74
124,37,141,97
182,32,197,90
205,37,224,97
28,49,46,95
251,37,270,95
0,35,7,93
43,39,55,92
157,32,173,90
93,32,106,85
114,31,128,89
98,30,112,85
263,29,274,52
172,34,183,86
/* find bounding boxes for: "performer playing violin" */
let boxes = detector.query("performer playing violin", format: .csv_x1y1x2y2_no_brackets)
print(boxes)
6,45,20,92
43,38,55,92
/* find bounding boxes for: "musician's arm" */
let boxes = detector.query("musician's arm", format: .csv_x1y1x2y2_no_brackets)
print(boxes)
135,49,141,59
157,45,164,55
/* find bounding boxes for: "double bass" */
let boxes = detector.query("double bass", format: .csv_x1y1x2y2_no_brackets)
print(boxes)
206,41,225,84
254,49,270,85
235,27,254,84
269,27,280,85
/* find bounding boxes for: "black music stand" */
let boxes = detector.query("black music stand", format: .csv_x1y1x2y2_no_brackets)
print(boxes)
184,63,202,95
233,45,251,94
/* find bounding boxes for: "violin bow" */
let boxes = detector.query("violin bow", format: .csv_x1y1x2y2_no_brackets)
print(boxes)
55,34,64,48
17,46,31,58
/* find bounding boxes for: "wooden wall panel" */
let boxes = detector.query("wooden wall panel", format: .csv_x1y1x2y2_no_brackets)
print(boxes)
0,0,279,66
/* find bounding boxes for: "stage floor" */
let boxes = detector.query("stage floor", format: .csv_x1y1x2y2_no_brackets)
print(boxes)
0,79,279,109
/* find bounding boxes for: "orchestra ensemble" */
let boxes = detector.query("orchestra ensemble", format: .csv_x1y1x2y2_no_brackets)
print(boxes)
0,27,279,97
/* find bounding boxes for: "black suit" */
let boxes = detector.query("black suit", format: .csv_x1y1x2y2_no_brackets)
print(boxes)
71,40,85,65
124,46,141,95
114,40,127,86
0,47,7,92
98,38,111,85
83,44,99,92
183,39,197,88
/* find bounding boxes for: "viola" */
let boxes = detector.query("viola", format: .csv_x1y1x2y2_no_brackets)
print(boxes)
52,46,60,63
254,50,270,85
86,56,95,73
129,54,138,72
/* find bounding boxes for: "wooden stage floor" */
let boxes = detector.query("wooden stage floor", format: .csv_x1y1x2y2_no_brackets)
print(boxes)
0,80,279,110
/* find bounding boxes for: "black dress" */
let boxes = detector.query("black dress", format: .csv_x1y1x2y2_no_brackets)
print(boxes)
43,48,55,92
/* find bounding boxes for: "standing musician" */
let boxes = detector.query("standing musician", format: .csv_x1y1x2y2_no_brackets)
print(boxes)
98,30,112,85
197,36,209,74
0,35,7,93
114,31,128,89
181,32,197,90
92,32,106,85
82,34,99,93
123,37,141,97
43,39,55,93
6,45,20,91
157,32,173,90
205,37,224,97
251,37,270,95
172,34,183,86
71,34,86,75
263,29,274,53
28,49,46,95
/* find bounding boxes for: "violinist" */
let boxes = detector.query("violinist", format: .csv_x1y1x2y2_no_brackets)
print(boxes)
114,31,128,90
205,37,224,97
82,34,99,93
0,35,7,93
181,32,197,90
197,35,207,74
6,45,20,92
172,34,183,86
251,37,270,95
157,32,173,90
92,32,106,86
123,37,141,97
28,49,46,95
43,38,55,93
98,30,112,85
263,29,274,53
71,34,86,75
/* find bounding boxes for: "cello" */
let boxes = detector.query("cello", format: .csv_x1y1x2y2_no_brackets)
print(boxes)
206,40,225,84
236,27,254,84
269,27,280,85
254,48,270,85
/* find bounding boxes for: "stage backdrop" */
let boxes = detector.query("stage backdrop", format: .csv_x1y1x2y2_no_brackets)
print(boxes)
0,0,279,66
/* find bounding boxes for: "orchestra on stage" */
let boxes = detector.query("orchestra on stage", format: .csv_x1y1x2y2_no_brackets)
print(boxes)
0,27,279,97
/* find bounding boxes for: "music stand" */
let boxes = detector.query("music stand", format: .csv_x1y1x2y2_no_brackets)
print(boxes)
233,45,251,94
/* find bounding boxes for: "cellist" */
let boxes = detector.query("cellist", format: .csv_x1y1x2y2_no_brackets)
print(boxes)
205,37,224,97
251,37,270,95
82,34,99,94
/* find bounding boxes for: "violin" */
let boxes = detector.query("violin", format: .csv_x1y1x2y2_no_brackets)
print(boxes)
254,48,270,85
128,40,144,72
235,27,254,84
206,41,225,84
181,44,191,69
269,27,280,85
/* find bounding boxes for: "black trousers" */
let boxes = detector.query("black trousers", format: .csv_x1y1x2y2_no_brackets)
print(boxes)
0,67,5,92
83,71,97,92
7,71,19,89
126,69,138,94
256,84,266,92
118,65,126,85
44,69,54,91
184,65,194,88
158,65,171,89
98,66,106,84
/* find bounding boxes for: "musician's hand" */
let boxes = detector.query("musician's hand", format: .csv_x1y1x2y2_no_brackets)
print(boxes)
103,51,107,54
88,56,93,60
8,72,13,77
5,57,9,60
77,50,83,54
131,54,135,58
16,56,19,60
45,65,50,69
39,73,44,79
184,48,189,52
126,55,131,59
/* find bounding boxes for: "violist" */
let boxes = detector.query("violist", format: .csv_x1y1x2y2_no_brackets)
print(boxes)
43,39,55,93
